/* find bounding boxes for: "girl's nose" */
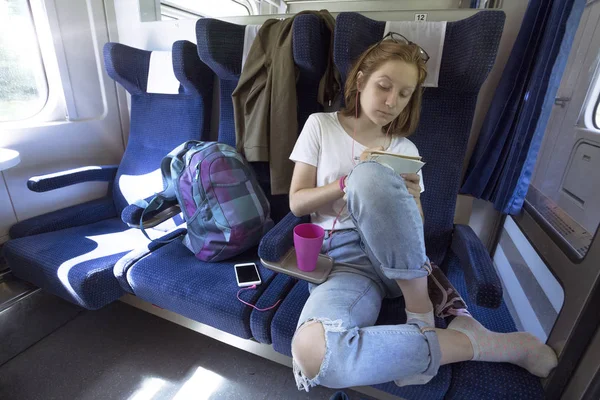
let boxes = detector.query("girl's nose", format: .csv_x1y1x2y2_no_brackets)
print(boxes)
385,94,397,109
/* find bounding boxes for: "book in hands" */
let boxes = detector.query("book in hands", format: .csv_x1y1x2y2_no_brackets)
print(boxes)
367,150,425,174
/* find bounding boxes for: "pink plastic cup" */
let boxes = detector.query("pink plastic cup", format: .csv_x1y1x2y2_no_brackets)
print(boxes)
293,223,325,272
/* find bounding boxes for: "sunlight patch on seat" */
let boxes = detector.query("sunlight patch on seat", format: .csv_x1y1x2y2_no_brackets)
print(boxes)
127,377,167,400
172,367,225,400
57,228,163,303
119,169,163,205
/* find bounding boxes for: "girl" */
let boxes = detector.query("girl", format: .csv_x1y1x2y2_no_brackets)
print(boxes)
288,35,558,391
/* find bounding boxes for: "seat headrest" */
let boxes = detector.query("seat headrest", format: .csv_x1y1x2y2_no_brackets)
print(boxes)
334,11,506,92
171,40,215,96
196,18,245,80
103,40,210,95
292,14,328,81
197,15,328,82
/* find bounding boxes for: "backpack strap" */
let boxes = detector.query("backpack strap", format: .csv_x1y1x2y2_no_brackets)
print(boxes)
139,140,200,243
139,195,177,243
158,140,198,201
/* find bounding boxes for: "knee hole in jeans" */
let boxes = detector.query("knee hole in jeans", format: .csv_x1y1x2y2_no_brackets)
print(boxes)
291,321,327,380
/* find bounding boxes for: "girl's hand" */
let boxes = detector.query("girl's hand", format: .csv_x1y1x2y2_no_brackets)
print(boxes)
401,173,421,200
359,146,384,162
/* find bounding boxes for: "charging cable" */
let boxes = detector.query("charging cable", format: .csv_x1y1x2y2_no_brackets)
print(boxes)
237,285,282,312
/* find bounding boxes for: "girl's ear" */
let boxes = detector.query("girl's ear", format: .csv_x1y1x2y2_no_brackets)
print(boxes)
356,71,365,91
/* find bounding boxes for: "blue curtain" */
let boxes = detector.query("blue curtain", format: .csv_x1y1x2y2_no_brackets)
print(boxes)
460,0,586,214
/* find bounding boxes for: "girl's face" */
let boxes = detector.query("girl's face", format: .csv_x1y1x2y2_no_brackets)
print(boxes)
357,60,418,128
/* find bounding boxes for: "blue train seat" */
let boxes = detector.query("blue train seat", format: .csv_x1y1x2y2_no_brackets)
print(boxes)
3,41,213,310
261,11,546,399
115,16,328,342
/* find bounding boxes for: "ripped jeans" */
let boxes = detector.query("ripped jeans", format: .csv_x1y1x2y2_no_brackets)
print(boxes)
292,161,441,391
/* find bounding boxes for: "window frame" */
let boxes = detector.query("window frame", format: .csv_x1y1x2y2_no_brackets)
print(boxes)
583,57,600,131
593,91,600,129
160,0,252,19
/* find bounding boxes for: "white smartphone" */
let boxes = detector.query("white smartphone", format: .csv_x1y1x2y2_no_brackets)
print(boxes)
234,263,262,287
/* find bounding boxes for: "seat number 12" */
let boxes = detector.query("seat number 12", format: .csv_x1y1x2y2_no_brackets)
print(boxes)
415,13,428,21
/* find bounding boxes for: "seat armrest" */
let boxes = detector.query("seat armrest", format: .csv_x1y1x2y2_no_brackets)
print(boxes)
121,199,181,228
258,212,309,262
28,165,119,192
250,273,297,344
9,197,117,239
451,224,503,309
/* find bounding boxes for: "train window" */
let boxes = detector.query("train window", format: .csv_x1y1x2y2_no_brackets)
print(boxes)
0,0,48,122
529,57,600,260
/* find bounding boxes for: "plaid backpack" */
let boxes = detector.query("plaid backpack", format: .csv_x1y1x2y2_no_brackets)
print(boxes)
141,141,273,262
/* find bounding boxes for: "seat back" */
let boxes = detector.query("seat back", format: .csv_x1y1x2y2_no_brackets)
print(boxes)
196,17,328,222
103,40,214,214
196,19,244,148
334,11,505,264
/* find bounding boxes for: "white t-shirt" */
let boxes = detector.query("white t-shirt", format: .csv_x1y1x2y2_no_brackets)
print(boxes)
289,112,425,231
